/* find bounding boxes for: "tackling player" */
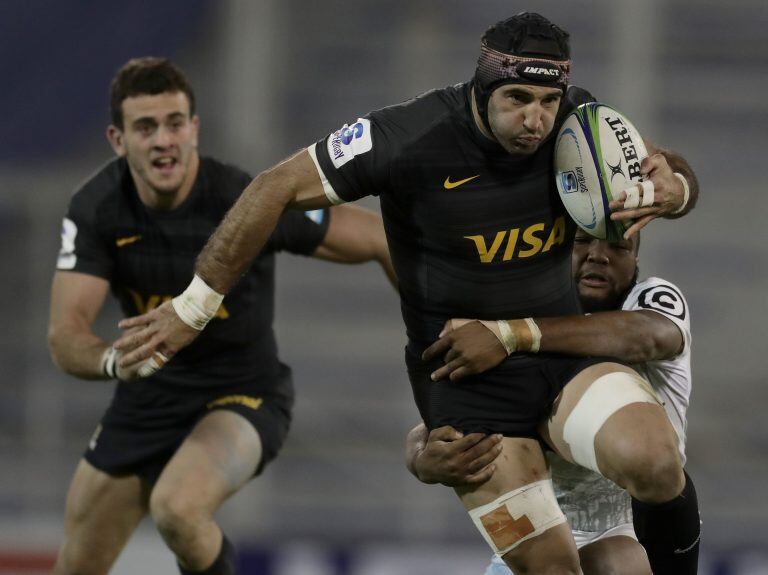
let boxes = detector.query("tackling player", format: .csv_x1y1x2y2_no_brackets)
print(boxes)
408,229,698,574
48,58,394,575
114,14,700,574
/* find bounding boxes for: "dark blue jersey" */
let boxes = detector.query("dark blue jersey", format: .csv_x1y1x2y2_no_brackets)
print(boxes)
312,82,593,347
57,156,329,389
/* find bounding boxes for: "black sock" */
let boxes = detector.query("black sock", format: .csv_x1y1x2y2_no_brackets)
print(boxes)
178,534,236,575
632,469,701,575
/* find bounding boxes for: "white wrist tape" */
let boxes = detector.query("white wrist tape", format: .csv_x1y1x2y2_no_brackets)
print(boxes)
171,275,224,331
671,172,690,214
481,318,541,355
101,346,118,379
524,318,542,353
496,320,517,355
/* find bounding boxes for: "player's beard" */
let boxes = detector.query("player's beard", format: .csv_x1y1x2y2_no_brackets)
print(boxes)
580,280,635,313
579,293,620,314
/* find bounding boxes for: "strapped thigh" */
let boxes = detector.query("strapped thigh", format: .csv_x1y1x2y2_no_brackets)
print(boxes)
563,371,662,473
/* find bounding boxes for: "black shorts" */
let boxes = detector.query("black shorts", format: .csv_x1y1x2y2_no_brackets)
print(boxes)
84,363,294,485
406,345,607,438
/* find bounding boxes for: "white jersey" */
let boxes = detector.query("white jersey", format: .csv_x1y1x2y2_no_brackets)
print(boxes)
628,277,692,463
485,277,692,573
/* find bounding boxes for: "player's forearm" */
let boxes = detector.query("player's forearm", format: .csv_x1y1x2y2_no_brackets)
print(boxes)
656,147,699,218
196,168,292,294
534,311,675,363
48,326,111,380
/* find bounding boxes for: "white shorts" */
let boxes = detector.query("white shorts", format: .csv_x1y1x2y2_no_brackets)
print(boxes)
483,523,637,574
572,522,637,548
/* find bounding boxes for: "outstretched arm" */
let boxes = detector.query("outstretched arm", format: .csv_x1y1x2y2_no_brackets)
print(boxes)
197,150,331,292
424,310,683,382
115,149,332,368
312,204,397,288
610,142,699,238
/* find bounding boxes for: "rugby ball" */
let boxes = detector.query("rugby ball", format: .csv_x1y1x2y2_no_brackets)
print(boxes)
554,103,647,241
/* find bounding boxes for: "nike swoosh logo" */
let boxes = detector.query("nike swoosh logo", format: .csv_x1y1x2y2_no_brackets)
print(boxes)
116,235,142,247
673,532,701,554
443,175,480,189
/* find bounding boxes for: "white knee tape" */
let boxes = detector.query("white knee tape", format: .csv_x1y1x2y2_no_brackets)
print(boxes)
468,479,566,556
563,372,661,473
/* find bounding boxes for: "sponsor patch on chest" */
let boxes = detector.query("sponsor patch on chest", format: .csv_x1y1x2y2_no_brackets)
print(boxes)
464,216,567,262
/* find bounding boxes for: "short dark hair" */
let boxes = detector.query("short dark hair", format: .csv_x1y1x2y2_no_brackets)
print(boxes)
110,57,196,129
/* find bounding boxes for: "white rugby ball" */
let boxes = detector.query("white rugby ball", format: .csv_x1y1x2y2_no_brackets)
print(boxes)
554,102,647,241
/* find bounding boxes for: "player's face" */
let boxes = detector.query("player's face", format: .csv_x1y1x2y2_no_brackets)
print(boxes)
108,91,199,196
487,84,562,155
572,230,638,312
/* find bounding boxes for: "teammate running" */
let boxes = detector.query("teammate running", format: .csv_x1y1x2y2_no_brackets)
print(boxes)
115,14,700,574
408,229,698,574
48,57,393,575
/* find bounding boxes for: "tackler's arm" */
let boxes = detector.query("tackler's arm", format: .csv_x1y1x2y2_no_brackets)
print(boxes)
424,311,683,382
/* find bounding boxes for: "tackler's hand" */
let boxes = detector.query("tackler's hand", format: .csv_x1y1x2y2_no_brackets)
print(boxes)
412,426,503,487
114,300,199,375
609,154,687,238
423,319,507,382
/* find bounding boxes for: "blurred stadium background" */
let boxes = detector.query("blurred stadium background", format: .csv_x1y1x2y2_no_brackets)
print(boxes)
1,0,766,573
